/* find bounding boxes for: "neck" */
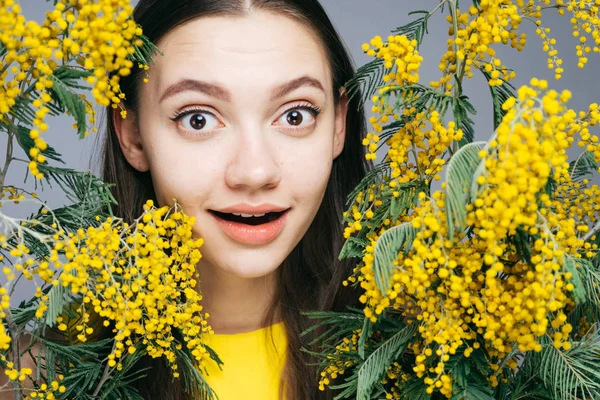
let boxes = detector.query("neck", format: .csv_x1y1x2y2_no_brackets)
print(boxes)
198,261,279,334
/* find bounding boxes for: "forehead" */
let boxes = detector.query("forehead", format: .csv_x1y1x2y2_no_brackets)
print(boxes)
149,11,332,100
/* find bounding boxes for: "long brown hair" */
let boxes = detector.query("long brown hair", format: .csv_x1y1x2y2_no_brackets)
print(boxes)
99,0,368,398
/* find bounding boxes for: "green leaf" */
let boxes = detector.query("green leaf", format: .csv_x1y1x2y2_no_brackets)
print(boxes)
345,58,389,110
357,317,372,359
480,69,516,131
172,345,217,400
534,335,600,400
339,237,367,260
563,255,587,305
44,283,69,327
450,383,496,400
444,142,486,241
301,309,365,349
14,124,64,163
569,151,598,182
372,221,417,294
400,376,431,400
356,324,416,400
128,33,162,66
48,72,89,139
391,10,431,49
571,257,600,314
453,94,477,147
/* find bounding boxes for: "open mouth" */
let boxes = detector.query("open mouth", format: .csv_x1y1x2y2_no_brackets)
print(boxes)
209,208,290,245
209,210,286,226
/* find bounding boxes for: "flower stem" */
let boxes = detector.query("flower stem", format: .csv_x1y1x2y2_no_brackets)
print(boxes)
92,360,112,398
4,309,24,400
0,123,15,189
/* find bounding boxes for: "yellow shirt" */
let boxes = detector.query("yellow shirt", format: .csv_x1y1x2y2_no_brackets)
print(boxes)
203,321,287,400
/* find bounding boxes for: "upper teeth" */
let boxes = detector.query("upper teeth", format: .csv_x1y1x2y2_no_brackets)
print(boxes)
232,213,266,217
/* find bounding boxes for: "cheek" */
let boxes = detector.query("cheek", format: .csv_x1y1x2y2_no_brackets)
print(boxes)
144,140,221,209
281,140,333,204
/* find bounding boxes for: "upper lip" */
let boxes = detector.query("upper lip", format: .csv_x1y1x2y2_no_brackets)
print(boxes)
212,204,290,214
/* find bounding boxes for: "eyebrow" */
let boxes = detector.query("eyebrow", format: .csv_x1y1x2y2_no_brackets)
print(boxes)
158,75,326,104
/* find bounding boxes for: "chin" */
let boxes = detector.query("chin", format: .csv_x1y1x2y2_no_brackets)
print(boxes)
199,242,291,279
225,262,281,279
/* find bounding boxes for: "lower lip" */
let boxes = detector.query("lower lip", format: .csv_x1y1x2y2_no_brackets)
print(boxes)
211,210,289,245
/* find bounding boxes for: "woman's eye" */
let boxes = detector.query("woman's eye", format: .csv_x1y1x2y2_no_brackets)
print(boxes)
276,106,320,129
173,110,220,132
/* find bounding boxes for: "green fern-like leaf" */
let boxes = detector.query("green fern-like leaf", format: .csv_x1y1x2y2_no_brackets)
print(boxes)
534,335,600,400
345,58,389,109
480,69,516,131
339,236,367,260
569,151,598,182
453,94,477,147
372,221,417,294
128,33,162,67
563,255,587,305
48,73,89,139
444,142,486,241
391,10,431,49
356,324,417,400
173,345,218,400
14,124,64,163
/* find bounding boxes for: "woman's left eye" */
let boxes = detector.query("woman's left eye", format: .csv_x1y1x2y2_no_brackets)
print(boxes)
276,105,322,130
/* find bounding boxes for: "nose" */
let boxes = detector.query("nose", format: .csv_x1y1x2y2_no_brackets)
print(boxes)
224,128,282,191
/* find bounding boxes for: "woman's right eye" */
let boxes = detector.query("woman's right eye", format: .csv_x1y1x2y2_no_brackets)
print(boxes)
171,109,221,134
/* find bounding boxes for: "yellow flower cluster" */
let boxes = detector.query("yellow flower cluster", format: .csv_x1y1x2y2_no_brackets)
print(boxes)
334,76,600,398
433,0,599,90
3,363,32,382
1,200,212,390
0,186,27,207
574,102,600,163
361,34,423,162
45,200,212,376
318,329,361,391
26,378,67,400
0,0,144,179
526,0,600,72
385,110,461,187
435,1,524,92
341,187,387,240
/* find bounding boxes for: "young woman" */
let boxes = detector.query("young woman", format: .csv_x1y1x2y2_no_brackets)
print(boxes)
102,0,368,398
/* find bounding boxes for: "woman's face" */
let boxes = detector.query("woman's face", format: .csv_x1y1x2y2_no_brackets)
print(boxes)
115,11,348,279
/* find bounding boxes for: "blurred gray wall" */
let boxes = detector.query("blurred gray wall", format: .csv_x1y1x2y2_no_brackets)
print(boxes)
3,0,599,305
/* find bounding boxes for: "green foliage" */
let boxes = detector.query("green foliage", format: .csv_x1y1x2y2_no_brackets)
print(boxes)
345,9,432,109
356,324,417,400
345,58,389,110
48,67,92,139
339,236,368,260
174,345,219,400
14,124,63,164
391,10,431,49
481,69,517,130
533,336,600,400
444,141,486,241
128,34,162,67
451,80,477,147
568,151,599,183
1,166,116,263
372,222,417,294
563,255,587,305
301,309,365,350
448,353,495,400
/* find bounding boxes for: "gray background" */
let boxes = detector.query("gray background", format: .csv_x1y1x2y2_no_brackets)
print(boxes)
3,0,599,304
